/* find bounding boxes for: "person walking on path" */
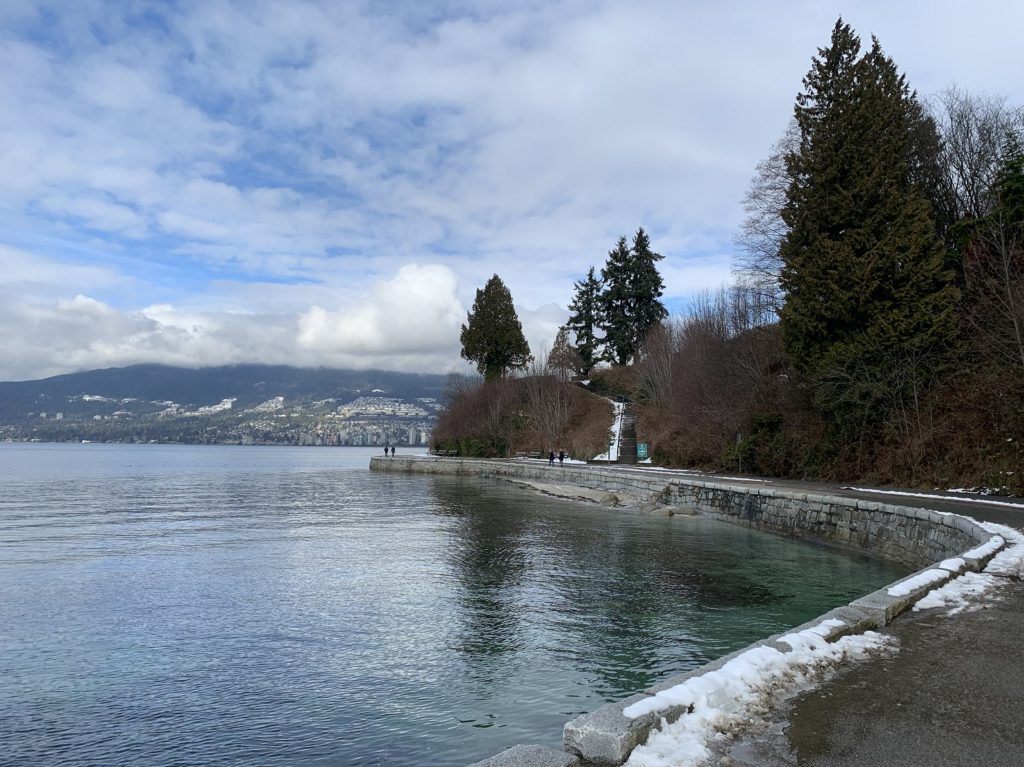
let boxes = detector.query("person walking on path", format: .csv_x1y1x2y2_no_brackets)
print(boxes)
548,451,555,466
558,450,565,466
384,445,389,456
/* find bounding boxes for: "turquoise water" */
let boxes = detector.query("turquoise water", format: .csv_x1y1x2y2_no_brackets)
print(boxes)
0,443,906,766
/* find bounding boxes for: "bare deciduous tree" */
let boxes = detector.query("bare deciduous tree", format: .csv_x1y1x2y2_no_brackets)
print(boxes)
964,198,1024,373
635,321,679,411
523,352,579,452
548,325,582,382
929,86,1024,222
733,120,799,312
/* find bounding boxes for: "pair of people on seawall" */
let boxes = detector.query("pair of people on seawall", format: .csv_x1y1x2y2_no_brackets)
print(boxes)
383,445,396,457
548,450,565,466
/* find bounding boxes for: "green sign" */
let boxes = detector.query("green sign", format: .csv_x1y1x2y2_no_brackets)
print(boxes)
636,443,648,460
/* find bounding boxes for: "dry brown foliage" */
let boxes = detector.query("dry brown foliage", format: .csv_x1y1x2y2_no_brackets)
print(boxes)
434,374,612,460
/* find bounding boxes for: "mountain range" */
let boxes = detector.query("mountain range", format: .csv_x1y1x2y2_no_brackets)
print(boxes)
0,364,450,445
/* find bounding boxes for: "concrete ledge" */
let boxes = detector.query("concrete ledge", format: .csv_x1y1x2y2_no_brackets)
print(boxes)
562,693,675,766
850,581,938,626
466,744,581,767
850,535,1007,626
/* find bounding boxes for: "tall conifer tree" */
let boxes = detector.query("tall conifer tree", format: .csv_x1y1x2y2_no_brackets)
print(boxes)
628,227,668,348
778,20,957,433
566,266,603,375
599,229,667,365
599,236,635,365
460,275,533,381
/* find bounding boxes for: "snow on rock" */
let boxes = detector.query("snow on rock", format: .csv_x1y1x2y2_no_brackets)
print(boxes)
915,524,1024,615
622,620,895,767
937,557,965,572
980,524,1024,579
962,535,1005,560
887,569,948,597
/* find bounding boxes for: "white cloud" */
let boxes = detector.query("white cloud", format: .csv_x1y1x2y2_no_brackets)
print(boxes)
2,1,1024,379
519,303,570,360
0,265,472,381
297,263,465,358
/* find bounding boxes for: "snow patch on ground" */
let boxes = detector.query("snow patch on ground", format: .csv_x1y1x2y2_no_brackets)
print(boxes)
913,572,996,614
979,523,1024,579
623,621,896,767
947,486,1010,496
591,400,624,462
842,486,1024,510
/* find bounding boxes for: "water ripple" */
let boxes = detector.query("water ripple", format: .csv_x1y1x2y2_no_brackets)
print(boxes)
0,444,907,766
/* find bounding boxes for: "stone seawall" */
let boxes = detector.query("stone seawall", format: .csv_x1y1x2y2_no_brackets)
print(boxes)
371,456,989,569
370,456,1006,767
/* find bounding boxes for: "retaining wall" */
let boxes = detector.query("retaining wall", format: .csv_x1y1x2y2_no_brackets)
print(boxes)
369,456,1005,766
371,456,988,569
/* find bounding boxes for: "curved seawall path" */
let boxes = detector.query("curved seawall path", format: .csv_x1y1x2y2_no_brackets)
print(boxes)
370,455,1023,767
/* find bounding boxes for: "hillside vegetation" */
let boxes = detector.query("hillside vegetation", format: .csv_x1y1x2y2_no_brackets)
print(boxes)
433,375,611,460
437,19,1023,495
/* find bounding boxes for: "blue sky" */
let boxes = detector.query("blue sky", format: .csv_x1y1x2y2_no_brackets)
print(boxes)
2,0,1023,380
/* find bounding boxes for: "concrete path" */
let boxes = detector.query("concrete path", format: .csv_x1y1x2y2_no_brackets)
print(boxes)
778,579,1024,767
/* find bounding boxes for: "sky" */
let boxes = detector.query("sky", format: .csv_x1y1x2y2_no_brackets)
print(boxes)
2,0,1023,381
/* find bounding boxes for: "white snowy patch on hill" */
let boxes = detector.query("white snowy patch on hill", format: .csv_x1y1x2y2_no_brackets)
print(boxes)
246,396,285,413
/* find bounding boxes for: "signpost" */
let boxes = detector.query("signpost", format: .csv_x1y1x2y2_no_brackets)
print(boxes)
637,443,648,460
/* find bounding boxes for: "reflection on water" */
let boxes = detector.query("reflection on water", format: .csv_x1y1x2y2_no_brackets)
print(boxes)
0,444,907,766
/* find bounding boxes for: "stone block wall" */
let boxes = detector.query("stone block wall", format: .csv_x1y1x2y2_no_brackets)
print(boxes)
371,456,990,568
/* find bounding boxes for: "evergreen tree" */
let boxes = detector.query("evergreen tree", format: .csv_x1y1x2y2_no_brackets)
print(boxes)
566,266,603,375
547,325,582,380
599,229,668,365
460,275,533,381
599,236,634,365
629,227,668,346
778,20,958,433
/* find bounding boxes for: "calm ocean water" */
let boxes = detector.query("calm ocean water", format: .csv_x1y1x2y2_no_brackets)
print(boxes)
0,443,906,766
